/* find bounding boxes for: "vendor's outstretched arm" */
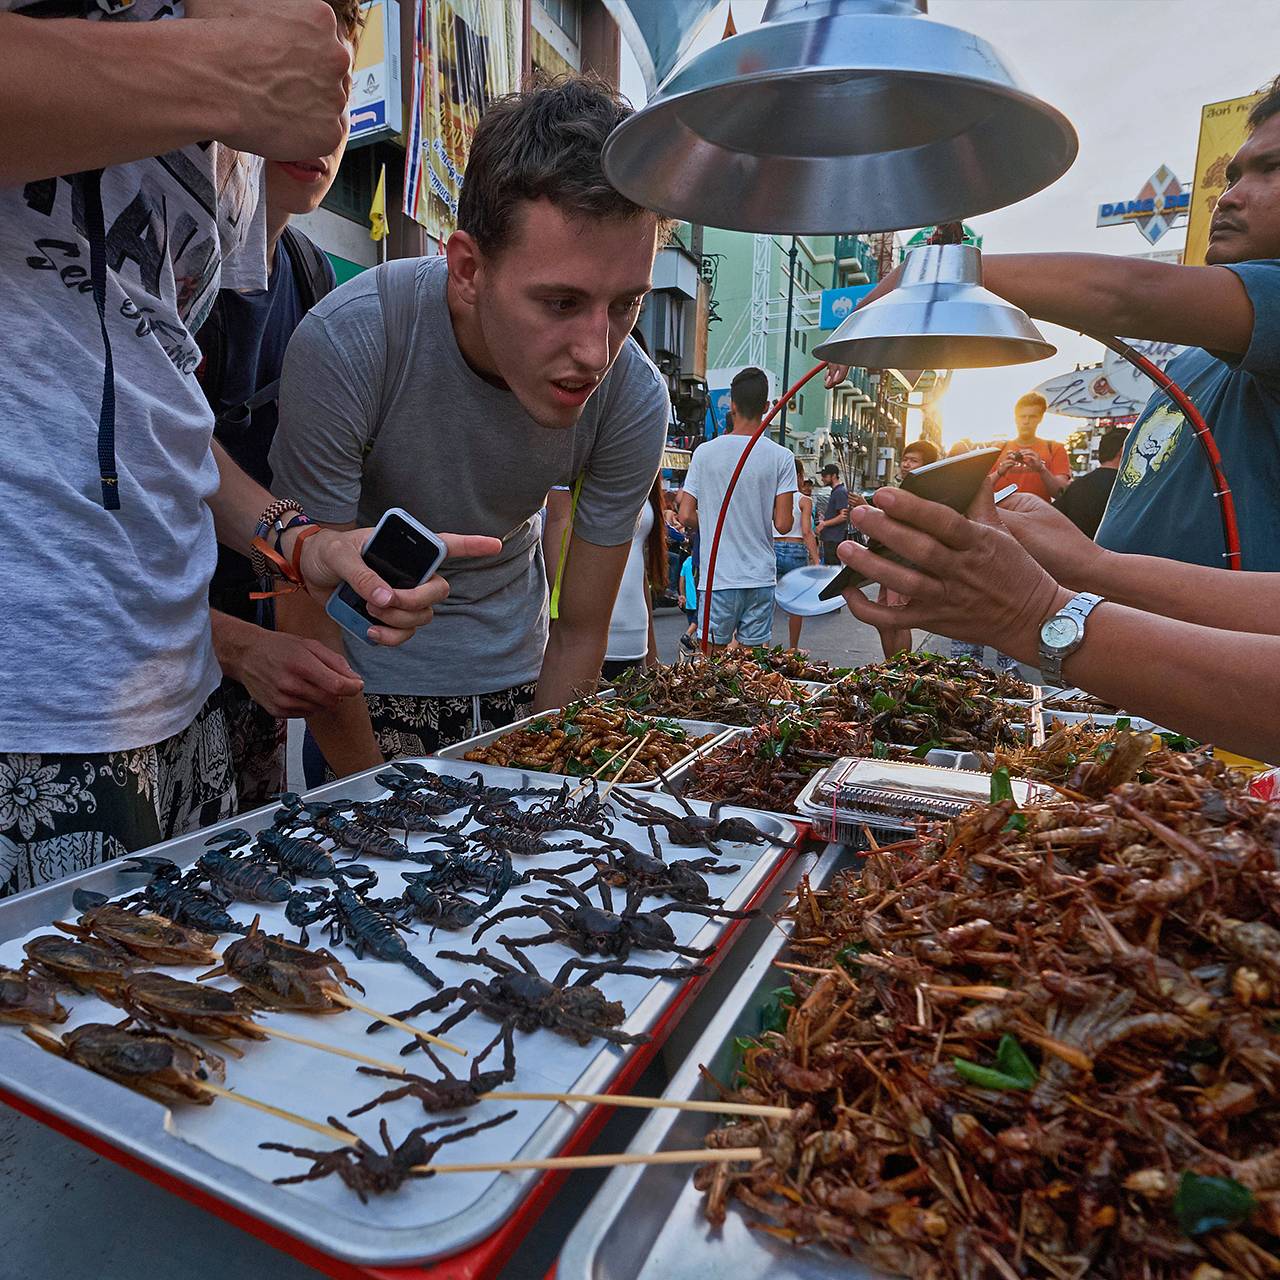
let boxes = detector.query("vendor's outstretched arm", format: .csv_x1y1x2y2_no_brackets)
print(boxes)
997,493,1280,635
863,252,1255,356
537,535,629,710
839,487,1280,762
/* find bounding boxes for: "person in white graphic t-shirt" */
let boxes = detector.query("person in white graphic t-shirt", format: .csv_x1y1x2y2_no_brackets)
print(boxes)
678,367,796,650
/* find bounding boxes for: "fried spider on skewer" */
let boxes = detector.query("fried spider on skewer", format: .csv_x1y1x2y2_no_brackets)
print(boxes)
349,1025,516,1117
260,1109,517,1203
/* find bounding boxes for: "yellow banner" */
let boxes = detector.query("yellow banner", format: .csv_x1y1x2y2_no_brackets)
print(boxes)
1184,92,1264,267
404,0,520,242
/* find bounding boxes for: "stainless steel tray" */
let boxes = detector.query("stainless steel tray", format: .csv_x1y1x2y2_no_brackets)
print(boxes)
557,842,890,1280
435,710,736,791
0,758,797,1269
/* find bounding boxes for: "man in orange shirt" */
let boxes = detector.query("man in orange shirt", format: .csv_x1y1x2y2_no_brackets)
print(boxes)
993,392,1071,500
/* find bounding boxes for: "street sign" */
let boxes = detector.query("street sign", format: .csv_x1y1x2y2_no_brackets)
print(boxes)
348,0,403,149
1096,165,1190,245
819,284,874,330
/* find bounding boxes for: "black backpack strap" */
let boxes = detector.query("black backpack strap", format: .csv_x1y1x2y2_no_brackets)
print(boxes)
280,225,335,313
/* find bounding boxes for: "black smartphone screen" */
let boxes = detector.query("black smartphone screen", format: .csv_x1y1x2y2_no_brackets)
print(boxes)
336,515,443,623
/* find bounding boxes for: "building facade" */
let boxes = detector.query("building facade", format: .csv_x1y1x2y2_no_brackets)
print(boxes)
701,228,909,489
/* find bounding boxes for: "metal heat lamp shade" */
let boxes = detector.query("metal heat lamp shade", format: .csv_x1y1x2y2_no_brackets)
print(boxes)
813,243,1056,369
602,0,1078,234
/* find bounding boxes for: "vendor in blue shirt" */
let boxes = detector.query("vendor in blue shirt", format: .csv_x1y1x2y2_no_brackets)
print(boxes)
859,79,1280,574
198,121,364,809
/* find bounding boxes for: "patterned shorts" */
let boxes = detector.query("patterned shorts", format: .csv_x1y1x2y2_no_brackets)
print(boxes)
219,676,286,813
364,683,539,762
0,691,236,901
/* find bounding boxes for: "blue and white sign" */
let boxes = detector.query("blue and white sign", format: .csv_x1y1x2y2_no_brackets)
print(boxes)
348,0,403,149
1096,165,1191,245
819,285,874,330
705,386,732,436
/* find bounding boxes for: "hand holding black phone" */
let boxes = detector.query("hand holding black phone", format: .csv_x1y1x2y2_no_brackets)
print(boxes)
817,449,1001,600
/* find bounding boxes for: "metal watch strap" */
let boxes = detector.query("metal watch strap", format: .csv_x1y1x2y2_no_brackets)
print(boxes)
1040,590,1103,685
249,499,306,578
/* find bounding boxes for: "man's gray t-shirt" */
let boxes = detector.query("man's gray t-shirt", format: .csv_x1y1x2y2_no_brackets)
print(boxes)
270,256,669,697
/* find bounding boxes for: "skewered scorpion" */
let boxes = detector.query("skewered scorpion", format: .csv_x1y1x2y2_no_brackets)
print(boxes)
287,886,445,989
462,805,585,860
475,873,752,962
349,1025,516,1117
120,851,291,907
387,763,527,808
207,827,376,891
276,794,417,863
544,827,739,907
94,867,249,936
374,941,688,1050
198,921,365,1011
260,1109,517,1203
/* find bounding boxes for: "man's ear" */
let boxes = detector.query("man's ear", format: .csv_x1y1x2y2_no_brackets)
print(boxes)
446,230,483,306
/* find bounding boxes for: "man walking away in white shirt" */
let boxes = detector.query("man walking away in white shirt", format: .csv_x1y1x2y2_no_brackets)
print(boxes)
678,368,795,650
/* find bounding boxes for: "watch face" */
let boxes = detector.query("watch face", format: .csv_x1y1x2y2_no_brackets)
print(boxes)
1042,615,1080,649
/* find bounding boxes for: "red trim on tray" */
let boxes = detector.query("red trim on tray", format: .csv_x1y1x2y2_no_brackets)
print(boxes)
2,827,808,1280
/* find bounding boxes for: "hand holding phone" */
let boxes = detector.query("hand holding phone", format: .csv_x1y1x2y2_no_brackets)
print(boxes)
325,508,448,645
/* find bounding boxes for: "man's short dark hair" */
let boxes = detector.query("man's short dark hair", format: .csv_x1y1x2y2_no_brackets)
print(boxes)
1098,427,1129,464
1015,392,1048,415
1248,73,1280,130
902,439,940,466
821,463,839,478
457,75,664,257
729,367,769,420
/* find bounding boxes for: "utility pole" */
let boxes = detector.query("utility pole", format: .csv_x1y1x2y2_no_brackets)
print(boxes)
779,235,798,448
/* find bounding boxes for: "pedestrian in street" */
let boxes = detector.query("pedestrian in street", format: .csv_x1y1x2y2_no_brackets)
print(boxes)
816,463,859,564
875,438,940,660
992,393,1071,501
601,475,667,682
678,367,796,651
1053,427,1129,539
774,457,820,649
199,0,366,811
0,0,465,900
271,77,671,773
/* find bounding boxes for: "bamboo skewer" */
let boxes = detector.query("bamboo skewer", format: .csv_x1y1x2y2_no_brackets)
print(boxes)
326,992,467,1057
412,1146,764,1176
598,732,654,803
481,1090,792,1119
567,738,635,800
257,1024,407,1073
194,1080,360,1146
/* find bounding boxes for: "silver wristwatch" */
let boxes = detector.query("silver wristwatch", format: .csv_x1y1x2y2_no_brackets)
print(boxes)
1038,592,1104,686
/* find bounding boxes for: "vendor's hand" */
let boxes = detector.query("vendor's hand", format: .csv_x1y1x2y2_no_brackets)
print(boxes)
994,490,1109,591
837,486,1070,661
237,630,365,719
291,527,504,646
823,363,850,388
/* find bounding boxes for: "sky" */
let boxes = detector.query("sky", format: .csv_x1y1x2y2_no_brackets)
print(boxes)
619,0,1280,446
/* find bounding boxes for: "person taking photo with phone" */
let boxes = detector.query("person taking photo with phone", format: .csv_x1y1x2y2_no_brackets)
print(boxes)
270,77,672,775
0,0,489,901
992,392,1071,500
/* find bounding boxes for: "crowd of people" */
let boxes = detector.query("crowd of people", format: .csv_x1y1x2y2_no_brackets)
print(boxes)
1,0,1276,900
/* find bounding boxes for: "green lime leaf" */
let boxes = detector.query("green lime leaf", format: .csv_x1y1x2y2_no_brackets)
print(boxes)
872,740,889,759
563,723,582,738
954,1034,1038,1091
591,747,614,766
528,718,552,733
911,740,942,758
564,759,589,776
836,942,867,972
1003,813,1027,833
1116,716,1132,730
1173,1172,1256,1236
989,767,1015,804
871,691,896,713
759,985,796,1034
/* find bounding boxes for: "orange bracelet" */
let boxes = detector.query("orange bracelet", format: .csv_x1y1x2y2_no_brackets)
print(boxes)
249,524,325,600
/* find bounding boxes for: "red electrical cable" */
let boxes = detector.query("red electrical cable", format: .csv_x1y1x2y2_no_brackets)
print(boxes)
1091,334,1242,570
698,361,830,651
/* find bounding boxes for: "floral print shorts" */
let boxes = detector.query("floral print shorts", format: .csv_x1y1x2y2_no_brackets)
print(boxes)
364,683,539,762
0,692,236,901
